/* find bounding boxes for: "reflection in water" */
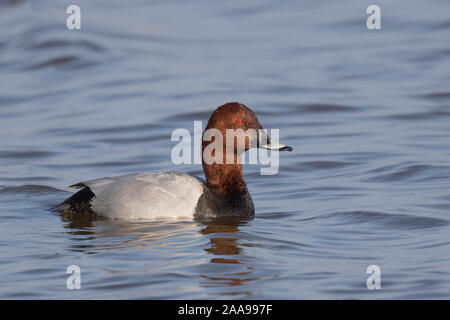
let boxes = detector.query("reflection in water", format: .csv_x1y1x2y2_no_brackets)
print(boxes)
60,213,200,253
61,213,259,294
201,221,243,262
199,219,259,291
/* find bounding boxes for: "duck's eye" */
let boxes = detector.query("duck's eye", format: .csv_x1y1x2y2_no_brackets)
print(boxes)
236,119,242,124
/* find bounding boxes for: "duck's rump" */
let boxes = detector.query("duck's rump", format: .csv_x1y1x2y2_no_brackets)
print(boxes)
60,185,96,215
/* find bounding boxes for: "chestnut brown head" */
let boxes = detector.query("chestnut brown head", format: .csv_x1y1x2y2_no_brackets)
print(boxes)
202,102,292,159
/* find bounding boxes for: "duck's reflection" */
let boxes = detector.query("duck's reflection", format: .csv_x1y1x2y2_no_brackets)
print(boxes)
198,219,259,292
200,220,243,263
60,213,201,252
60,214,259,294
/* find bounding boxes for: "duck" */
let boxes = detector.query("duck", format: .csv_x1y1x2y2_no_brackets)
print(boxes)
59,102,292,220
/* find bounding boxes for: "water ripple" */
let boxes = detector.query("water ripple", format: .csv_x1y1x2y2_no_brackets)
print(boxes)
324,210,448,230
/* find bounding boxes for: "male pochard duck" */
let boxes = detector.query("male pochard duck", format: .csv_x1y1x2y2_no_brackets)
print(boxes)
60,102,292,220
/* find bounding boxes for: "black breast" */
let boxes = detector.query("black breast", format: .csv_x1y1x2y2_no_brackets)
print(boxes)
194,184,255,219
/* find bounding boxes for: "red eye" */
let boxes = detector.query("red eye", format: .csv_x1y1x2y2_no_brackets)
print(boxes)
236,119,242,124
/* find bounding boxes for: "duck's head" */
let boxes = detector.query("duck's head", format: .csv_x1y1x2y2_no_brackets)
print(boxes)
202,102,292,160
201,102,292,194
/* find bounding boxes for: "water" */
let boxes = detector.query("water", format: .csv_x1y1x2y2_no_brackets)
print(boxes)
1,0,449,299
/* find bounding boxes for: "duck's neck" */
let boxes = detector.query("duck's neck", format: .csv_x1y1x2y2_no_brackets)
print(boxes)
202,161,248,196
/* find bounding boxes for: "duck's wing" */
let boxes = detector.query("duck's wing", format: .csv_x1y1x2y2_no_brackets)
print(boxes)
61,174,140,215
68,173,133,190
63,172,205,220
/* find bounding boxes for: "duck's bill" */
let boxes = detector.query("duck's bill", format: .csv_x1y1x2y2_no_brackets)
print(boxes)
260,142,293,151
258,130,293,151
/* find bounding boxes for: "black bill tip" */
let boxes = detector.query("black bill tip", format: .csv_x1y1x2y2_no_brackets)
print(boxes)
279,145,293,152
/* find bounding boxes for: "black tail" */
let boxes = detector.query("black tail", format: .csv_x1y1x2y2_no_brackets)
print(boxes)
59,187,96,214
